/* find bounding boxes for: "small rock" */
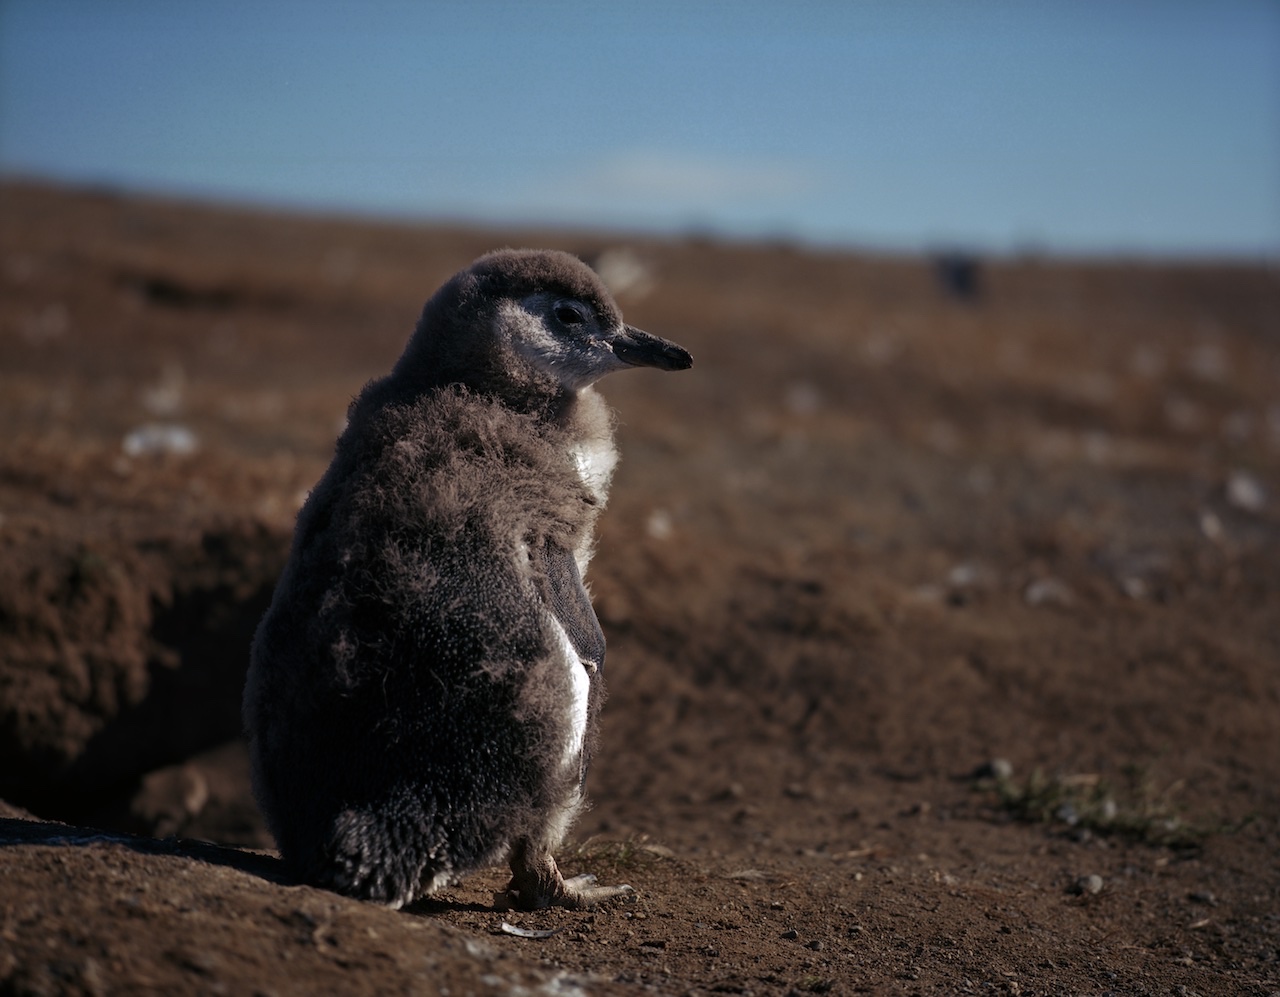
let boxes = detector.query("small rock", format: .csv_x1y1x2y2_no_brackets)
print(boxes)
131,764,209,836
1226,470,1266,512
1118,576,1148,599
806,939,825,951
1199,510,1224,542
947,562,992,589
973,758,1013,781
1069,874,1104,896
1188,890,1216,905
1024,577,1073,608
712,782,744,802
645,508,673,541
176,947,220,974
590,247,653,298
781,928,799,940
122,423,199,458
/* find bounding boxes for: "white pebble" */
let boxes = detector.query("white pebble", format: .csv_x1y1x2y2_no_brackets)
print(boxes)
1073,874,1104,895
1024,577,1073,607
122,423,199,457
1226,470,1265,512
592,247,653,298
645,508,673,541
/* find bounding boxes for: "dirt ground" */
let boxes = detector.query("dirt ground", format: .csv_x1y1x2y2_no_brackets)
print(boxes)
1,179,1278,996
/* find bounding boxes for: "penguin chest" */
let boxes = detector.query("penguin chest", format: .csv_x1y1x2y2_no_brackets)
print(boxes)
569,437,617,506
568,438,616,576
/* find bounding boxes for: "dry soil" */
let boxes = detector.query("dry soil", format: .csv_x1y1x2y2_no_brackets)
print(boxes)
1,181,1278,996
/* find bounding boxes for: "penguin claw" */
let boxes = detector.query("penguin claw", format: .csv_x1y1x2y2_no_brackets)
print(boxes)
496,878,633,911
560,880,634,908
561,873,634,906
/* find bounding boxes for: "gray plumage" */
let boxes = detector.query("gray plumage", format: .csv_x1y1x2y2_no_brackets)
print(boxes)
243,248,691,910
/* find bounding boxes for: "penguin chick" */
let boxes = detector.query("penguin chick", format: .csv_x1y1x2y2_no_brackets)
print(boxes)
243,248,692,911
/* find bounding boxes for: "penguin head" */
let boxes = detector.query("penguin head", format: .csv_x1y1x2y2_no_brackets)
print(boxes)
397,249,692,399
498,288,692,391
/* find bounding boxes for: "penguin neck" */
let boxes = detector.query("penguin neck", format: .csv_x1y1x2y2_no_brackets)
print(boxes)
388,341,582,425
392,290,589,422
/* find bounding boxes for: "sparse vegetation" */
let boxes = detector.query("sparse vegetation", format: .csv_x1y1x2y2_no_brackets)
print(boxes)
567,835,676,876
982,765,1245,849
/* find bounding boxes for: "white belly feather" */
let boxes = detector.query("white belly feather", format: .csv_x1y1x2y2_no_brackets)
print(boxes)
570,437,617,502
546,616,591,771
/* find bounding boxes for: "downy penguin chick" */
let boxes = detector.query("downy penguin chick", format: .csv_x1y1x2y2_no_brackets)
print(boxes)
243,249,692,910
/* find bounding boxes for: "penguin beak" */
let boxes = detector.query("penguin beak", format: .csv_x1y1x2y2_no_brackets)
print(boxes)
610,325,693,371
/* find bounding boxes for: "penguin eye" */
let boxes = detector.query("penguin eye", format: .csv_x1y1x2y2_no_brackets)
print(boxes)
554,304,586,327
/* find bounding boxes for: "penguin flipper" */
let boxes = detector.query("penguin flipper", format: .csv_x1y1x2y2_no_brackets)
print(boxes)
535,540,605,672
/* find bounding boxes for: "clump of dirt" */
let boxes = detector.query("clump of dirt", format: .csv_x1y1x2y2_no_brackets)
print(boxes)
1,179,1278,995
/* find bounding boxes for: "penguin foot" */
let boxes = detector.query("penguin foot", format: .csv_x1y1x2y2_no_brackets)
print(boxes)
559,873,635,908
498,843,633,911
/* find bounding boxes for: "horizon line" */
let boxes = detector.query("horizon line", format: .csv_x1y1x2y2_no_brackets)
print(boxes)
5,171,1277,268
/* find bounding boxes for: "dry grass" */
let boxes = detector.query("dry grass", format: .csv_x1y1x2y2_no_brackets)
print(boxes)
982,766,1246,849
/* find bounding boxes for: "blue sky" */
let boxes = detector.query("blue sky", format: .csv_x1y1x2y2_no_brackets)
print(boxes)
2,1,1277,257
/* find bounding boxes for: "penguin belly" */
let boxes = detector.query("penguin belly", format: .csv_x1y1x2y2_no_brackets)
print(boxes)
548,615,592,771
526,614,593,852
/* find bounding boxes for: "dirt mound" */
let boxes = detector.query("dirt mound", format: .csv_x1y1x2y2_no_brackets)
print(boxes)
2,180,1278,994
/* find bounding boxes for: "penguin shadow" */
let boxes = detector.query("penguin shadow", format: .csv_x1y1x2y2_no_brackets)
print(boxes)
405,894,495,915
0,816,506,913
0,816,288,885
